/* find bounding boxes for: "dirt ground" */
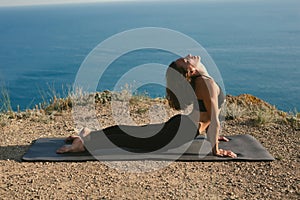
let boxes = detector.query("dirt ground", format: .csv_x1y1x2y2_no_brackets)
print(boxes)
0,97,299,199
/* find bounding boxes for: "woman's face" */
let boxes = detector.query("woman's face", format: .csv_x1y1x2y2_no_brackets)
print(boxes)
175,55,201,77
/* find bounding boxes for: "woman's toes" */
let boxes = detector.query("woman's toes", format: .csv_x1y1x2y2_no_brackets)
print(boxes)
218,136,229,142
56,145,72,154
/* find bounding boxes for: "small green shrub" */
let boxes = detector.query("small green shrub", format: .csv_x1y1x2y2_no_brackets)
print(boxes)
253,109,277,126
287,109,300,130
95,90,112,104
224,102,246,120
136,107,148,114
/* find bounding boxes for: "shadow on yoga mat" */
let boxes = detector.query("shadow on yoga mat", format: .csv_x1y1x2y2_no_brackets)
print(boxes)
22,134,274,162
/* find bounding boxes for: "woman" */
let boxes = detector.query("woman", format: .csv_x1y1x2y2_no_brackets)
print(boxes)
166,54,236,157
57,55,236,158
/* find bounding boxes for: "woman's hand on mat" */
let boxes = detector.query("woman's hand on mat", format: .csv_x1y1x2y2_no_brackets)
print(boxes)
56,136,85,154
218,136,229,142
216,149,237,158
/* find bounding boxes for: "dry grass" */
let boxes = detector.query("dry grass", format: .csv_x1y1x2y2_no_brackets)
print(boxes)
0,86,12,113
224,94,299,128
1,87,300,131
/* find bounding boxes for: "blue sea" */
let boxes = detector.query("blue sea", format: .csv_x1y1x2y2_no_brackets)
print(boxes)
0,0,299,112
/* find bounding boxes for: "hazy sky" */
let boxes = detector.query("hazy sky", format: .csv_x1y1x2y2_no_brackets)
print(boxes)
0,0,182,7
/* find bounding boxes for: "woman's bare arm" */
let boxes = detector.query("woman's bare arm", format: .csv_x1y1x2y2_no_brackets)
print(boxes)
201,78,237,158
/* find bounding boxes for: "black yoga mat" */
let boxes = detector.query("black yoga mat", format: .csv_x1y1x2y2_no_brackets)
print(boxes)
22,134,274,162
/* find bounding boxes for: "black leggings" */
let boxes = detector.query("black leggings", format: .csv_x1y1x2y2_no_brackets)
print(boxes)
83,114,199,153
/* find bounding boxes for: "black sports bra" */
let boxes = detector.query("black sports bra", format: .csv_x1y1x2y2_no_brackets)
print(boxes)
193,76,225,112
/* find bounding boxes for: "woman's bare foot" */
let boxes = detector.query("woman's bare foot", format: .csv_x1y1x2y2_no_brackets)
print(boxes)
56,127,91,154
216,149,237,158
56,136,85,154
